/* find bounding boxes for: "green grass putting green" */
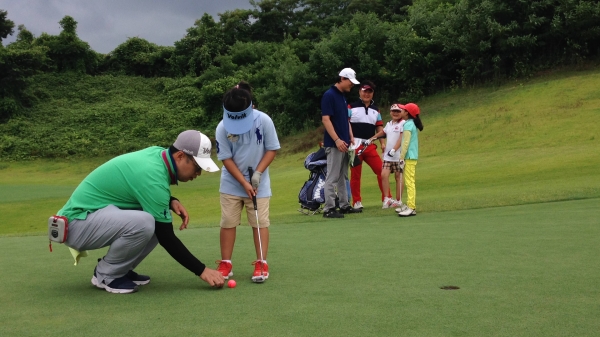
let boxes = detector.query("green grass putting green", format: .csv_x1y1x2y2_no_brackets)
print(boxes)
1,67,599,336
0,199,598,336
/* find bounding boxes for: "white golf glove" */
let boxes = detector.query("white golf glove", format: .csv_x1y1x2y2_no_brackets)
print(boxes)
251,171,262,189
399,159,405,169
363,138,372,146
387,149,396,157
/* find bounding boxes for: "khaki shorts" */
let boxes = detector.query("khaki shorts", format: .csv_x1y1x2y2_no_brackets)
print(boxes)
220,193,270,229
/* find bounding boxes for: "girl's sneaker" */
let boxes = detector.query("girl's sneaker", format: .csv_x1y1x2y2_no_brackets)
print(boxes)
394,203,409,213
398,207,417,217
382,198,393,209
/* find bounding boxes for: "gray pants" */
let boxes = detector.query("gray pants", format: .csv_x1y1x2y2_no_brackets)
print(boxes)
66,205,157,285
324,147,350,212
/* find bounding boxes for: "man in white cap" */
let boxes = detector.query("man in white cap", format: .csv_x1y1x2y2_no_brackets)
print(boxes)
55,130,225,294
320,68,363,218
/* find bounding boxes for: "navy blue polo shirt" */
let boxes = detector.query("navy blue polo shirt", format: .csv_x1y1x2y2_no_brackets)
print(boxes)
321,85,350,147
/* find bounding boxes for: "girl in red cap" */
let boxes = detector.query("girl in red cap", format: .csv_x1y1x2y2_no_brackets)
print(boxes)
395,103,423,216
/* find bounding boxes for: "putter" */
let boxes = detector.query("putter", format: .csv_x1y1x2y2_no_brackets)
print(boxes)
357,135,386,156
248,167,266,283
356,141,369,156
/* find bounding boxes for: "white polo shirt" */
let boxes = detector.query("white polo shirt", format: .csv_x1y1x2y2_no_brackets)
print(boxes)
382,120,405,162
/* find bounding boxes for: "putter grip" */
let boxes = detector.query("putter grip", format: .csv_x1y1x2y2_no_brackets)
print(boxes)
248,166,258,209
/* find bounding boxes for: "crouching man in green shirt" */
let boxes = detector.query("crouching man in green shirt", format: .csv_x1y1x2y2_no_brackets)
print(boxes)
56,130,224,293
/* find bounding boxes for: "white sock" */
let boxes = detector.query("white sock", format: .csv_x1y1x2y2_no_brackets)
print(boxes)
221,260,231,264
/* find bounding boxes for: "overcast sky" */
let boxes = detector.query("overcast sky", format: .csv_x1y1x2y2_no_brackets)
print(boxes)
1,0,254,53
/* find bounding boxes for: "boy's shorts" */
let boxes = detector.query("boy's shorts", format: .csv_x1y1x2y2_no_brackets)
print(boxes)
382,161,403,173
220,193,271,229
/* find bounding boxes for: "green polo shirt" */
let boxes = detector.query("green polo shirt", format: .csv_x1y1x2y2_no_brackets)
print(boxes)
57,146,174,223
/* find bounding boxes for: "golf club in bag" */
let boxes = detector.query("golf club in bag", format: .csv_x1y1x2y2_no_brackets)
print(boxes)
248,167,266,282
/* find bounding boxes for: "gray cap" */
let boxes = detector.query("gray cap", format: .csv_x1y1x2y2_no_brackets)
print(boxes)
173,130,219,172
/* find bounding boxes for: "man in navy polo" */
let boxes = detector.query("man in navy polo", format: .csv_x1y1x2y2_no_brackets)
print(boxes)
321,68,363,218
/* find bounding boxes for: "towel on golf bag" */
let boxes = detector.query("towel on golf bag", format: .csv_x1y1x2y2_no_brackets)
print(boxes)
298,168,326,210
304,147,327,171
298,148,328,210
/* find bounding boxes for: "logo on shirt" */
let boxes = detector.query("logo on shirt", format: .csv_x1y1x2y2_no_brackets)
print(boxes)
255,128,263,144
163,209,168,218
216,141,220,154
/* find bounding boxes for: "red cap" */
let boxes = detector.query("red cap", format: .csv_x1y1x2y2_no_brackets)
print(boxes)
404,103,420,117
360,85,373,91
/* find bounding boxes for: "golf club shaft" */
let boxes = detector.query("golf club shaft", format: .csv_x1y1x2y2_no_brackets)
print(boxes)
399,172,403,201
248,167,265,266
358,135,386,155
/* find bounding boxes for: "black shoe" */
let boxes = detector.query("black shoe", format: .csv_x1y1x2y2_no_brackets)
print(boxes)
339,205,362,214
323,209,344,218
91,271,138,294
126,270,151,285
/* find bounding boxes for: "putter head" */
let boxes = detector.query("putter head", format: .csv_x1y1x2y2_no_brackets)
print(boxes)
357,141,368,156
251,260,269,283
252,275,266,283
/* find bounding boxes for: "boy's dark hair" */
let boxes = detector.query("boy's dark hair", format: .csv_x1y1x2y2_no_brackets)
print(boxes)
235,80,257,108
409,114,424,131
236,81,253,95
223,87,252,112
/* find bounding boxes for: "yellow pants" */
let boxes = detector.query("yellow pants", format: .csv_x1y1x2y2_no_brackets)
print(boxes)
403,160,417,210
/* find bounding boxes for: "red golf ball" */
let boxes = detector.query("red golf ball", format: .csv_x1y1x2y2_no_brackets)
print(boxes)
227,280,236,288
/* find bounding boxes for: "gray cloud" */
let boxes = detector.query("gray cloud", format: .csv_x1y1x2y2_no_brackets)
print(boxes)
1,0,254,53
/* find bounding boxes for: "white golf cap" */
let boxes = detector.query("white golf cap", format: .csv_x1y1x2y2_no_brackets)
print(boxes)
339,68,360,85
173,130,220,172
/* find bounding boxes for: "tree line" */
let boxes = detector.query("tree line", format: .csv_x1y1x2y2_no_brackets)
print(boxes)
1,0,599,134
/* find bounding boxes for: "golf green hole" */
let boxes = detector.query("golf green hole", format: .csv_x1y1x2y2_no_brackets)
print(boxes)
440,286,460,290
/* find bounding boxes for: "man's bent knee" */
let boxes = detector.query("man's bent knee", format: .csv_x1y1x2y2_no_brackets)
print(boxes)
129,212,155,240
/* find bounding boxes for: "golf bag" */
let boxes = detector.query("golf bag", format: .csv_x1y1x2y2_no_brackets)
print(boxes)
297,147,351,215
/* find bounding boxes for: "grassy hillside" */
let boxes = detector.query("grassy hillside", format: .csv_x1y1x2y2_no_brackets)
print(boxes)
0,73,201,159
1,67,599,235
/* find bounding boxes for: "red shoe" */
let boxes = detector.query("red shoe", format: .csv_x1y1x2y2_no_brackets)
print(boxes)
216,260,233,280
251,260,269,283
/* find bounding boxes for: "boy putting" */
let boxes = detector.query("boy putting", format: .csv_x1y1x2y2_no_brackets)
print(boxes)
215,83,280,283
